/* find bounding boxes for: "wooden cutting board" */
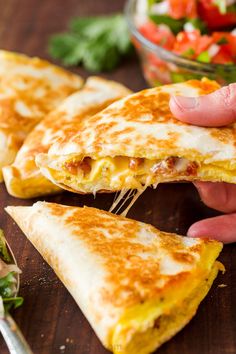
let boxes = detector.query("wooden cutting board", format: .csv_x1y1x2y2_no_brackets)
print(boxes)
0,1,235,353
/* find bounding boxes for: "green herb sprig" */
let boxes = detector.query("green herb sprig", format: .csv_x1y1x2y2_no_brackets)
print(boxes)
48,14,133,72
0,230,23,312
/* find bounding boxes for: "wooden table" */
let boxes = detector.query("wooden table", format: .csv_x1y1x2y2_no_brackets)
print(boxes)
0,1,235,353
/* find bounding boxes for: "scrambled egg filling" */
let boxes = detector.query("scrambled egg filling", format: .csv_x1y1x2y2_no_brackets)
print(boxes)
48,155,236,193
111,262,220,354
110,239,223,354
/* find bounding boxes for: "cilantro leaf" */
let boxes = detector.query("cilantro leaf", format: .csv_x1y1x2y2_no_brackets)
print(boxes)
48,14,133,72
149,14,184,34
188,18,208,34
197,51,211,63
0,229,12,263
217,36,229,45
0,272,17,298
3,297,24,312
0,229,23,313
49,33,87,66
182,48,195,58
82,35,120,72
147,0,162,10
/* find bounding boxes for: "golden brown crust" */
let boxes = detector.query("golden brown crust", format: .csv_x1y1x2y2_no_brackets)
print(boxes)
5,201,223,351
42,203,221,308
46,78,233,166
0,50,82,181
3,76,131,197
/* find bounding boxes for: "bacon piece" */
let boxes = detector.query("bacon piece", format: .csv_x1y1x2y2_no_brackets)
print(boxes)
151,157,198,176
186,161,198,176
64,157,91,175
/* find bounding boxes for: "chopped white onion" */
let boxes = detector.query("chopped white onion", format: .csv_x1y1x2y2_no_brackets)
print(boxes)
151,1,169,15
208,44,220,58
184,22,196,32
135,0,149,26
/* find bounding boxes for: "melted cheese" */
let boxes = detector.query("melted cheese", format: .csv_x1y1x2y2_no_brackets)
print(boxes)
37,153,236,199
111,241,224,354
6,202,223,354
112,261,221,354
36,152,236,214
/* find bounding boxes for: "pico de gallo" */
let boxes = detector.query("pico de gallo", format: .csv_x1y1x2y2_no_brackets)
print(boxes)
133,0,236,85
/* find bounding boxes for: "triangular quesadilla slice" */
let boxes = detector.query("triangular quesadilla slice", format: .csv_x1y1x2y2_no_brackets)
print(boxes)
0,50,82,181
6,202,223,354
2,77,131,198
35,79,234,213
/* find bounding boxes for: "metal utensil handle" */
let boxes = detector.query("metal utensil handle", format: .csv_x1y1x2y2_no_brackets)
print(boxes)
0,314,33,354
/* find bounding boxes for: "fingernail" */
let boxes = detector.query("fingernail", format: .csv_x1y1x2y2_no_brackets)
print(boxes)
172,96,198,110
187,228,199,238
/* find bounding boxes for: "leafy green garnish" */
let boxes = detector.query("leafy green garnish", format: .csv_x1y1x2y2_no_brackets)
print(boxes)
150,14,185,34
149,15,208,35
3,297,24,311
0,271,23,312
187,18,208,34
0,229,12,263
0,272,16,298
148,0,162,8
170,71,203,83
48,14,133,72
197,51,211,63
0,229,23,313
182,48,195,58
217,36,229,45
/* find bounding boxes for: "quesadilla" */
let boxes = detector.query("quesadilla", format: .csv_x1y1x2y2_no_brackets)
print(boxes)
35,78,235,213
6,202,223,354
2,77,131,198
0,50,82,181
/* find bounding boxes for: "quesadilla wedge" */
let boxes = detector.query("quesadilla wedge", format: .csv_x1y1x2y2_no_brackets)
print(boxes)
6,202,223,354
2,77,131,198
35,78,236,212
0,50,82,181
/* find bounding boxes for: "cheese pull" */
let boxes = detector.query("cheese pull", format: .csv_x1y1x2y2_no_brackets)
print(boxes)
35,79,236,214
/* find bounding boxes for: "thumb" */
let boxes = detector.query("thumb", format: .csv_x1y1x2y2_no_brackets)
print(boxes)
169,83,236,127
187,213,236,243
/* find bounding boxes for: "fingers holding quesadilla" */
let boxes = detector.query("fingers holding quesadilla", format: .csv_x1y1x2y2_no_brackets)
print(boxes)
35,79,236,212
193,181,236,214
170,83,236,243
169,83,236,127
188,213,236,243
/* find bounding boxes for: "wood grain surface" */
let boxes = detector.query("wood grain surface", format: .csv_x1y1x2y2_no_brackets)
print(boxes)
0,1,235,354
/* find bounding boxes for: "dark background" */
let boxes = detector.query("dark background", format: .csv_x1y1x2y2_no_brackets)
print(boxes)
0,1,235,353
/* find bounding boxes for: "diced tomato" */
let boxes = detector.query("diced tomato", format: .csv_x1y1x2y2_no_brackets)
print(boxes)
212,47,234,64
168,0,197,19
173,30,213,58
198,0,236,29
139,21,175,50
213,32,236,57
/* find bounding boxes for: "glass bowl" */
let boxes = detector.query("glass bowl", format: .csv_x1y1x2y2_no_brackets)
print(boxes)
125,0,236,86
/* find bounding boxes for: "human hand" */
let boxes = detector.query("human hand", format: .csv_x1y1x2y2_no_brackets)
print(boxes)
169,84,236,243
